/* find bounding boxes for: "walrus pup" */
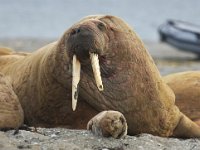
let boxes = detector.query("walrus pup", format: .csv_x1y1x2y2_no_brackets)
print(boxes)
0,15,200,138
87,111,127,138
164,71,200,126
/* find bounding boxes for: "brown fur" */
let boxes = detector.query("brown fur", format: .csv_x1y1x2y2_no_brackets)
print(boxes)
0,47,14,55
0,73,24,128
0,42,98,129
0,15,200,138
164,71,200,126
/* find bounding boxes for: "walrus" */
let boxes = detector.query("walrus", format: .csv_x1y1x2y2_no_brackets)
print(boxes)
163,71,200,126
0,15,200,138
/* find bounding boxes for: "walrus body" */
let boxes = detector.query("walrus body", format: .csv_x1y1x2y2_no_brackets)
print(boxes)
0,15,200,138
164,71,200,126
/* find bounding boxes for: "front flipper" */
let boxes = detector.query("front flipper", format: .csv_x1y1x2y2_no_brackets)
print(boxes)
0,73,24,129
173,112,200,138
87,110,127,138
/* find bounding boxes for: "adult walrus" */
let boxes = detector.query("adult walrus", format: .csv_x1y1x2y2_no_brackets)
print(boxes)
0,15,200,138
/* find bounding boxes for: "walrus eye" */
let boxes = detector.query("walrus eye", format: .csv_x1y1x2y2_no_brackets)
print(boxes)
97,22,106,31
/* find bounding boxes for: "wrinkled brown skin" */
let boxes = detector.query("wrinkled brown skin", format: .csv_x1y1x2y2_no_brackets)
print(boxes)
0,15,200,138
0,44,98,129
164,71,200,126
0,73,24,128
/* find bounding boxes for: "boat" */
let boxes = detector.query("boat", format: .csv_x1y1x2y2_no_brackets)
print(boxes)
158,20,200,56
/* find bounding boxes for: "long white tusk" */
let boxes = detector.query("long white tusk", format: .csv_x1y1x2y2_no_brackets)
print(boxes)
72,55,81,111
89,52,104,91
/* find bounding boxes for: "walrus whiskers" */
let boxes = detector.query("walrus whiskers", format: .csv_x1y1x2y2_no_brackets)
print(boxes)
89,52,104,91
72,55,81,111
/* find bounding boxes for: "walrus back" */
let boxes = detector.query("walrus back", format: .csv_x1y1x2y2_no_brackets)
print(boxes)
0,47,31,56
0,47,14,55
0,47,31,71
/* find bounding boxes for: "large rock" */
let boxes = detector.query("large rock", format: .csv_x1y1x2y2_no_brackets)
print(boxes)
0,128,200,150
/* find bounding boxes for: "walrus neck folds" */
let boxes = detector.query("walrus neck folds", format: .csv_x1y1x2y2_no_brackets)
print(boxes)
75,21,181,136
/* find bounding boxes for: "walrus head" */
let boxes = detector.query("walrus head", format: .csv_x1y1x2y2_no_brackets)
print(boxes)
64,15,149,111
63,15,151,112
65,16,113,110
66,19,108,63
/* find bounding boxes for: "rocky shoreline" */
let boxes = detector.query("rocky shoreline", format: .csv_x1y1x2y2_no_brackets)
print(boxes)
0,39,200,150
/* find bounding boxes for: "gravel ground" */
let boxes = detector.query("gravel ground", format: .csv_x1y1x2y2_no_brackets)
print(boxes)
0,39,200,150
1,128,200,150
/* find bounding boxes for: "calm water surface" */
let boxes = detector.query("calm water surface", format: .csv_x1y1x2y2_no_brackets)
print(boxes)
0,0,200,40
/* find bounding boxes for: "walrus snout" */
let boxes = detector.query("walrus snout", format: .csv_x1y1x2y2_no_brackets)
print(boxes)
70,26,93,38
68,25,104,62
68,27,93,62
